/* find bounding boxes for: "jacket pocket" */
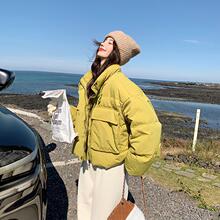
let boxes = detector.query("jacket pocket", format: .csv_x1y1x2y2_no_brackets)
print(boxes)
89,107,119,154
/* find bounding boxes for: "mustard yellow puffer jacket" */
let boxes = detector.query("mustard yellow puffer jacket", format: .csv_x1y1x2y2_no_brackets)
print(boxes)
70,64,162,176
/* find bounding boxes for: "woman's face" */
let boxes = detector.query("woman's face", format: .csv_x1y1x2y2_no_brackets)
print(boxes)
97,37,114,59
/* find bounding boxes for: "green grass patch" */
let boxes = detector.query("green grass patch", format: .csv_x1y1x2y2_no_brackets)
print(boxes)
146,160,220,211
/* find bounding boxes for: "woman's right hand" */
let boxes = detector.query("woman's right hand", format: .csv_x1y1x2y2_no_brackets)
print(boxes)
47,100,58,117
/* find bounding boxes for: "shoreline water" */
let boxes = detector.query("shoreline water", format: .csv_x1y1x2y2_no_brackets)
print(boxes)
5,70,220,105
1,93,219,136
1,91,220,130
1,71,220,130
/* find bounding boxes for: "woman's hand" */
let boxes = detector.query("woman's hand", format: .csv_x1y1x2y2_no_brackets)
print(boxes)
47,100,58,116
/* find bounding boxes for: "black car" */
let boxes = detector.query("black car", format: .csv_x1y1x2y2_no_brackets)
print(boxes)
0,69,47,220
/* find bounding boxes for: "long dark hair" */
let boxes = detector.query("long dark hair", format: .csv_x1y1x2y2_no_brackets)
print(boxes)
87,38,121,103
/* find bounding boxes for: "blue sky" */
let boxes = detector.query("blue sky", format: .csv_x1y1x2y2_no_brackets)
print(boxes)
0,0,219,83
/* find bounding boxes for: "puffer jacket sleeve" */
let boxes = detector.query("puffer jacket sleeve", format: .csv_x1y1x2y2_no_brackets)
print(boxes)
122,92,162,176
69,105,77,125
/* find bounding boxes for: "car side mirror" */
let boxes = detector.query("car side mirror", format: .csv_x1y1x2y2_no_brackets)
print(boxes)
0,68,15,91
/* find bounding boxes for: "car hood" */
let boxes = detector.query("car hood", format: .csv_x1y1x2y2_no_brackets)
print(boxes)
0,105,37,153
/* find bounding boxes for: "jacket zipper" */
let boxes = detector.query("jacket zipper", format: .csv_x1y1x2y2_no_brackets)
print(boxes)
80,78,105,159
80,80,91,160
85,105,93,159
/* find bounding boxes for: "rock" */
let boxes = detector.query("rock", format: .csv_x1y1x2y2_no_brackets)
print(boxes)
177,154,188,163
176,158,183,163
212,182,220,188
189,155,199,164
215,161,220,166
185,169,195,173
202,173,218,180
152,163,161,168
197,177,211,182
175,170,195,178
198,161,209,168
164,164,181,171
162,167,172,172
164,155,174,161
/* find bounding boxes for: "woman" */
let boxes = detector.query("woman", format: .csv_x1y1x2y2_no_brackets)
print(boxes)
56,30,161,219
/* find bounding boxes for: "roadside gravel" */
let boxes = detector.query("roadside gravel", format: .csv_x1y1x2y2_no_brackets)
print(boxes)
8,106,220,220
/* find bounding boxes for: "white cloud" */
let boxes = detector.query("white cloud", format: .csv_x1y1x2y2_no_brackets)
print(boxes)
183,39,200,44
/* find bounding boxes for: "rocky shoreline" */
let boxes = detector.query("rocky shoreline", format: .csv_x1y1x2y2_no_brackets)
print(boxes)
1,93,219,170
143,81,220,104
65,80,220,104
1,93,219,140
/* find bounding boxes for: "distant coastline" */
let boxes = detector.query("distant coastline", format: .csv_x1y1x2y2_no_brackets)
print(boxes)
149,81,220,89
65,81,220,105
143,81,220,105
1,93,219,139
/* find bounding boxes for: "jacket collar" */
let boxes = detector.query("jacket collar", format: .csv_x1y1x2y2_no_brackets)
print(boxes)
80,64,121,95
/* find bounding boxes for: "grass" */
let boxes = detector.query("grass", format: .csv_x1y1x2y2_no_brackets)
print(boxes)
161,137,220,163
146,159,220,211
193,139,220,162
146,111,220,210
149,118,220,211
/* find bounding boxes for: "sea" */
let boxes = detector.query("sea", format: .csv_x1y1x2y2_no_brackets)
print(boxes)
2,70,220,130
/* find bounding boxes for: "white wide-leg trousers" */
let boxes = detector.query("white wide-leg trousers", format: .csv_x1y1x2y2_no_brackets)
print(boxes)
77,160,128,220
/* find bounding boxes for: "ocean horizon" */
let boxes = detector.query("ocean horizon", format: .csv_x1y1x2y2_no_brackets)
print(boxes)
1,70,220,130
2,70,168,97
10,69,220,84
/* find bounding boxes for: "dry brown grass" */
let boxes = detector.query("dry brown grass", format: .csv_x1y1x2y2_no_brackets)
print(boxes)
161,137,220,162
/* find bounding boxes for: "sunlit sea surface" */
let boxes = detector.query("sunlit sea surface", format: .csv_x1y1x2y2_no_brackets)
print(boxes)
2,70,220,130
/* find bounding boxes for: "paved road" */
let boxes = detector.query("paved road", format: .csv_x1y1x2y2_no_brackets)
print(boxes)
17,110,219,220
